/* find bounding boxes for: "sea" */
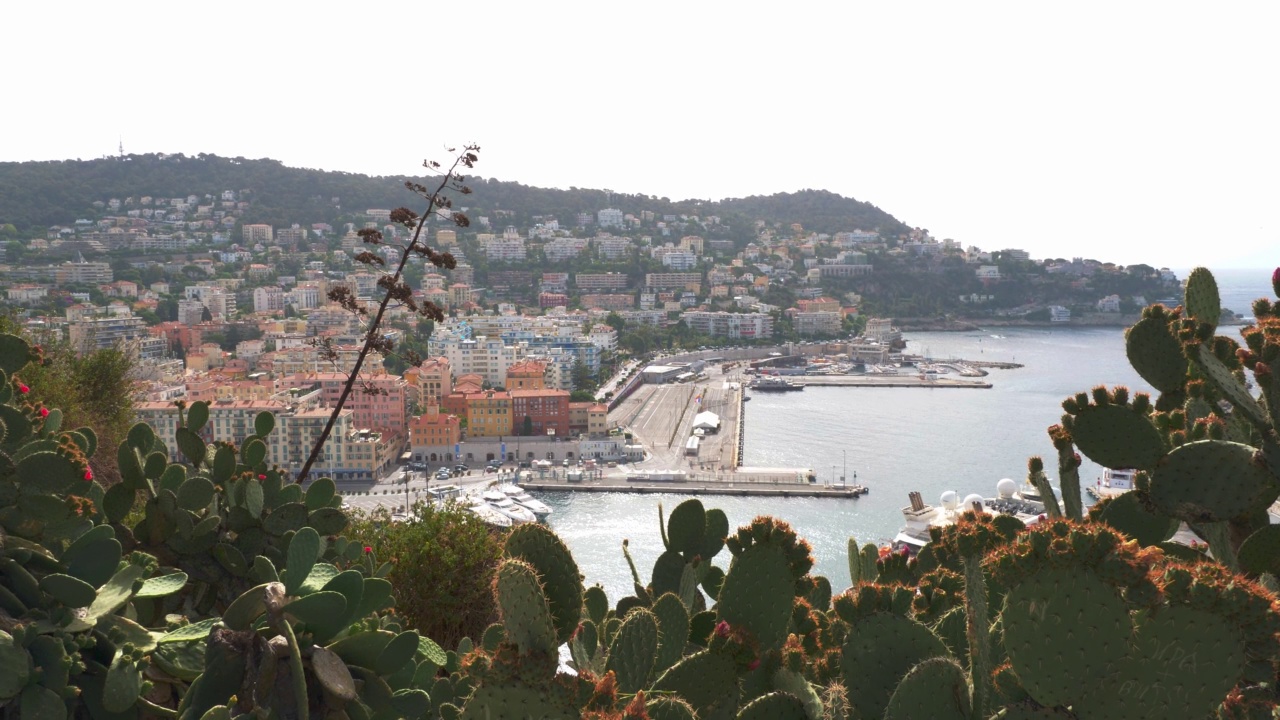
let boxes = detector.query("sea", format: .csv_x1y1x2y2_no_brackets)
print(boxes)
543,268,1275,602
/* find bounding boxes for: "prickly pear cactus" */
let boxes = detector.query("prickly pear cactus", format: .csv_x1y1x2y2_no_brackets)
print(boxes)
0,332,446,720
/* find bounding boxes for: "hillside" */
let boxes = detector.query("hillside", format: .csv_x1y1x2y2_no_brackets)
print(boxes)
0,153,910,238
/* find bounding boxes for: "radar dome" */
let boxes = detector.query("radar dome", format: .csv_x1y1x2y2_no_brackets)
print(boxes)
961,493,986,511
940,490,958,510
996,478,1017,498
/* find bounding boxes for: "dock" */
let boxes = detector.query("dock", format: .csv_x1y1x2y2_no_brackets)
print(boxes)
523,477,867,498
792,376,991,388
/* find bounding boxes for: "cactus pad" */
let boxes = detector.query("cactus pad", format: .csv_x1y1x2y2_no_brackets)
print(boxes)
883,657,971,720
1072,605,1245,720
717,534,799,653
646,696,698,720
1091,492,1176,546
1000,568,1131,708
839,612,949,720
604,607,659,693
652,592,690,673
652,650,740,720
1149,440,1278,522
503,523,583,645
1237,524,1280,576
1184,267,1221,330
1125,315,1188,394
1069,403,1165,471
735,691,807,720
492,558,557,656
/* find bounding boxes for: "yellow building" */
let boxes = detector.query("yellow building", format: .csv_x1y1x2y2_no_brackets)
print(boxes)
463,390,512,438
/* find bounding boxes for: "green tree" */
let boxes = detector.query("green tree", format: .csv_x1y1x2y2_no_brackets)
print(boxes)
570,359,593,391
342,503,503,650
2,320,137,485
521,415,534,436
604,311,625,331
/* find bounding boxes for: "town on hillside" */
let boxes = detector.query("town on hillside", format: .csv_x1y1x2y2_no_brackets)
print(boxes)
0,171,1185,482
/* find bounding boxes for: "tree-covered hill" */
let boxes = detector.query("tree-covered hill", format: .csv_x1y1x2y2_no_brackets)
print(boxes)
0,153,909,238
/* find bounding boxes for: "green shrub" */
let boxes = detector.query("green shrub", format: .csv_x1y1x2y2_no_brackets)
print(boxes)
345,502,505,648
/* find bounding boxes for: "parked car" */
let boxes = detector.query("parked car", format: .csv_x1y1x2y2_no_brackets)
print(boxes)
454,464,469,473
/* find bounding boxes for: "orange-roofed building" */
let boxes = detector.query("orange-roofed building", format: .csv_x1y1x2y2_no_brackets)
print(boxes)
404,357,453,407
506,360,547,390
409,405,461,450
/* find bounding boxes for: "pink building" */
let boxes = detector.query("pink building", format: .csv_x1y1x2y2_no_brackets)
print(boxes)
282,372,408,439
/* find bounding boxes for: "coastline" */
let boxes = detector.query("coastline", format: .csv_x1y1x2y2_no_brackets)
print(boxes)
896,313,1245,332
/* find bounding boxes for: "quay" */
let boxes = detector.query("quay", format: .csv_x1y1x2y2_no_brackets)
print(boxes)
523,479,865,498
793,375,991,388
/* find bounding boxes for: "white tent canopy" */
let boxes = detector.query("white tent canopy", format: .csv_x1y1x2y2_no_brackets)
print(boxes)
692,411,721,431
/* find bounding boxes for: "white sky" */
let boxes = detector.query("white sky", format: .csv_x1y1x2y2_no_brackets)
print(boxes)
5,2,1278,268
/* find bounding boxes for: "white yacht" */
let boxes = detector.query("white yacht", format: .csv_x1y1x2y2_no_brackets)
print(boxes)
892,480,1046,554
466,502,513,528
498,483,552,519
483,490,537,524
1087,468,1137,500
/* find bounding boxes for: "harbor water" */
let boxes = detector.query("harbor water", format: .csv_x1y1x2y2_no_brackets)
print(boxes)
543,268,1273,603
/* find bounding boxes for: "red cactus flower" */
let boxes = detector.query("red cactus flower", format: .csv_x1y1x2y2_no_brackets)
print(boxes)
364,546,373,554
18,384,29,394
747,657,761,671
899,545,910,556
83,468,93,481
258,474,266,480
39,407,49,418
714,621,731,638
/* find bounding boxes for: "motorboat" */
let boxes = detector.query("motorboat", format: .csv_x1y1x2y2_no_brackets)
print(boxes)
498,483,552,519
892,480,1046,554
466,502,513,528
483,490,537,524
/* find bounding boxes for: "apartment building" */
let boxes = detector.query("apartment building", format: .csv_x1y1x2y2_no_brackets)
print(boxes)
580,294,633,311
408,405,462,455
594,236,634,261
645,273,702,291
793,311,842,336
253,286,285,313
428,334,522,387
403,357,453,407
510,389,571,437
680,311,774,340
242,224,274,244
282,371,408,438
575,272,630,291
